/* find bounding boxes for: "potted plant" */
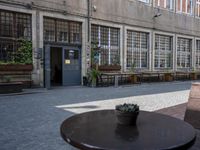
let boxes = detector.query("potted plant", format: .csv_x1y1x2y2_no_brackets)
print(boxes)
129,63,137,84
115,103,140,125
164,69,173,82
88,68,101,87
190,67,197,80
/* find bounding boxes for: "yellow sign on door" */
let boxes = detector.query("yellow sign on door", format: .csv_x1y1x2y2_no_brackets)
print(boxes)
65,59,70,64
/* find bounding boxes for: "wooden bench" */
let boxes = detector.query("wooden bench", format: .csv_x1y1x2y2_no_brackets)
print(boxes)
0,71,32,88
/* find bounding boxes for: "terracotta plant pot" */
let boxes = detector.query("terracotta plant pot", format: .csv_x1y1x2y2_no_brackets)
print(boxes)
115,110,139,125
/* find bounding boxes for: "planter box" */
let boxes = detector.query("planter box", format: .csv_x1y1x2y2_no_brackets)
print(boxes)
0,82,23,94
130,75,138,84
98,65,121,72
164,73,173,81
0,64,33,71
190,73,197,80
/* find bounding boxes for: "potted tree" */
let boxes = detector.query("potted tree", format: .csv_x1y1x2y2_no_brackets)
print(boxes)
115,103,140,125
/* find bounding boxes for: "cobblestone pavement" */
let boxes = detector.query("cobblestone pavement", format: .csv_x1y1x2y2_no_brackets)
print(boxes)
0,81,197,150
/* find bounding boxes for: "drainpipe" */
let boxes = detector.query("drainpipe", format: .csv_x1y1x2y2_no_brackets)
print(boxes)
87,0,91,73
87,0,91,42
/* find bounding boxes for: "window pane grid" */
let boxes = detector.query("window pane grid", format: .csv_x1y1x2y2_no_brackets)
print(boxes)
0,10,32,62
155,0,174,10
57,20,68,42
91,24,120,66
44,17,82,44
44,18,55,42
70,22,82,44
177,38,192,69
126,30,149,69
196,0,200,17
196,40,200,68
177,0,193,15
154,34,173,70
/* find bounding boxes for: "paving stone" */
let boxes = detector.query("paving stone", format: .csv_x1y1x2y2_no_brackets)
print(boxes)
0,81,197,150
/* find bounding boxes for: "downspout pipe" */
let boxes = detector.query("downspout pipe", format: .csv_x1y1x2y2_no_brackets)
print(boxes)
87,0,91,42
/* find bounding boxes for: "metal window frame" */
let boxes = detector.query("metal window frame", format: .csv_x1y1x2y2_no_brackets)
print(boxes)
91,24,120,66
0,9,32,62
155,0,174,10
195,37,200,69
126,30,149,69
154,34,173,70
176,34,194,70
43,17,82,44
196,0,200,17
91,20,123,71
153,31,175,71
176,0,193,15
124,26,151,72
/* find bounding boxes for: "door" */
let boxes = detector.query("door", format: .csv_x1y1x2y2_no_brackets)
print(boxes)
44,45,51,89
62,47,81,86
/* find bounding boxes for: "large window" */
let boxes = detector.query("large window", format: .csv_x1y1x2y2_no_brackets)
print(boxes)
91,25,120,66
196,0,200,17
196,40,200,69
126,30,149,69
177,0,193,15
154,0,174,10
0,10,32,62
154,34,173,70
44,18,82,44
177,37,192,69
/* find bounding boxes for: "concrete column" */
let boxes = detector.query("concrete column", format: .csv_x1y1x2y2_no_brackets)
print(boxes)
39,12,44,87
173,34,176,71
152,31,155,71
124,26,127,72
149,30,153,71
31,10,40,86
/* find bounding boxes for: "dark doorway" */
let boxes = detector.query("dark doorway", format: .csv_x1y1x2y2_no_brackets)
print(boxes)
50,47,62,86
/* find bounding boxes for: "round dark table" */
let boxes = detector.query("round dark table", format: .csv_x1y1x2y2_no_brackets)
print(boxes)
60,110,196,150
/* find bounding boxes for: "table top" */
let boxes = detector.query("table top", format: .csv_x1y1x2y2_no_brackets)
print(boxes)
60,110,196,150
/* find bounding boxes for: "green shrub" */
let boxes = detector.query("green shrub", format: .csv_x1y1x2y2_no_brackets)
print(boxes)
13,39,32,64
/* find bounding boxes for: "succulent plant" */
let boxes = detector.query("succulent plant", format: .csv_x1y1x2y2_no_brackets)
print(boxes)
115,103,139,113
